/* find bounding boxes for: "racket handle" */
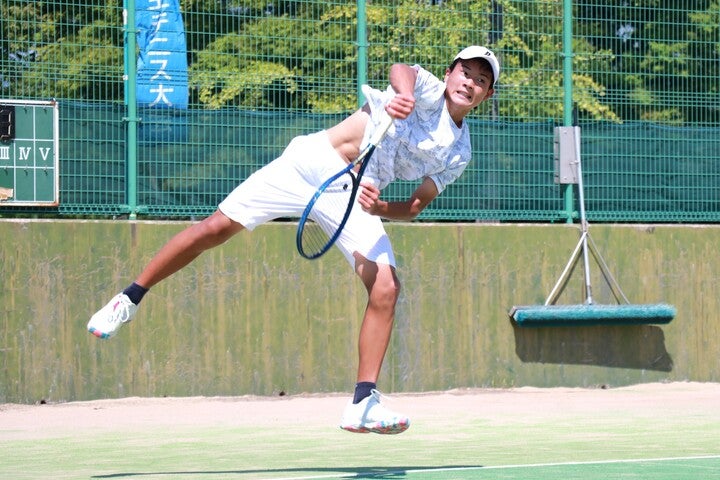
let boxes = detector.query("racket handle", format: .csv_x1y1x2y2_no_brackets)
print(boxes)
368,113,394,145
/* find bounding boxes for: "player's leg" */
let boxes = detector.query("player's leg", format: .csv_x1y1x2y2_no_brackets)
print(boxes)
335,211,410,434
333,203,401,386
135,210,244,289
339,255,409,434
87,211,245,339
87,136,321,339
354,257,400,385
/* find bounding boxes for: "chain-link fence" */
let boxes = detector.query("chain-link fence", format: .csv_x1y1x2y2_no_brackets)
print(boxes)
1,0,718,221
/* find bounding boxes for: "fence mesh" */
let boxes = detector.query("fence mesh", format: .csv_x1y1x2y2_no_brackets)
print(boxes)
1,0,718,222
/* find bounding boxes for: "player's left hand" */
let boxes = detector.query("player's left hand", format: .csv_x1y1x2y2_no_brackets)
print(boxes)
358,181,383,215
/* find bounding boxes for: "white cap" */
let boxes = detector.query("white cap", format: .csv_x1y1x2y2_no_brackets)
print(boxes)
454,46,500,86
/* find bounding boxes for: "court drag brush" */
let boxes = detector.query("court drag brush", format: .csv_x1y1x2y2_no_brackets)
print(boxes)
509,126,676,327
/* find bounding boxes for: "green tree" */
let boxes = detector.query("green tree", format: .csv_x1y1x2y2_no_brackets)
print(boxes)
2,0,718,124
576,0,718,125
1,1,123,101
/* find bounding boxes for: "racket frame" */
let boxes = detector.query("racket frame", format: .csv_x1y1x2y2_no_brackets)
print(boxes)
296,115,393,259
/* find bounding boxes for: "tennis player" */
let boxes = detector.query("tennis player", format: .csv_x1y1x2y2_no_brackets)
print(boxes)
88,46,500,434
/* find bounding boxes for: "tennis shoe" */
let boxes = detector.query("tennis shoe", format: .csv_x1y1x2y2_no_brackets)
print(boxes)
87,293,137,339
340,389,410,434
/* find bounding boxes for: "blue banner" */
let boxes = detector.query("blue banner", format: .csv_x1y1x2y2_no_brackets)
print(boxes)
136,0,188,109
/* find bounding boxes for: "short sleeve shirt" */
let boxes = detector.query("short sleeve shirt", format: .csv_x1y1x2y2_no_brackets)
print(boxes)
360,65,472,193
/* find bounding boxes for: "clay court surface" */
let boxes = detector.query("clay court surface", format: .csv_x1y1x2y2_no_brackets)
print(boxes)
2,382,719,479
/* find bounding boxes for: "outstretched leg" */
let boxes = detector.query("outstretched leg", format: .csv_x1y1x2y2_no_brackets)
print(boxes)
135,210,245,288
88,210,244,338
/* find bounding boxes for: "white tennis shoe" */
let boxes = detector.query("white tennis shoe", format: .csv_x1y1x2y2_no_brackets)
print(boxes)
340,389,410,434
87,293,137,339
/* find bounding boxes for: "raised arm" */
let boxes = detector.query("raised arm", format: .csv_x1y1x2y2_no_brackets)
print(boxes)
385,64,418,120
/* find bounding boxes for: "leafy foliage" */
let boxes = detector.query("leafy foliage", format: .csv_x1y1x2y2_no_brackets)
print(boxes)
1,0,717,124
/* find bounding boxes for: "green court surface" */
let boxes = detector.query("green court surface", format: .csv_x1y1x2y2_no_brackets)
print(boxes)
1,383,719,479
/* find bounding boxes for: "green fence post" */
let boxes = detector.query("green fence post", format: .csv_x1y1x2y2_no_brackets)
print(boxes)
123,0,140,219
356,0,367,108
561,0,574,224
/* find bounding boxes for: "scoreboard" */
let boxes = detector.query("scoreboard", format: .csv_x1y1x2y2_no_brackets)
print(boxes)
0,99,59,206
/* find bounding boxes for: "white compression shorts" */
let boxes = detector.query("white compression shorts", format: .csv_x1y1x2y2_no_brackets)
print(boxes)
218,130,396,268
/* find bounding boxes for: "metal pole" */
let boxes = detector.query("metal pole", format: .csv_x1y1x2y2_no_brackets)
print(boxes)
561,0,574,223
573,126,594,304
124,0,139,219
356,0,368,108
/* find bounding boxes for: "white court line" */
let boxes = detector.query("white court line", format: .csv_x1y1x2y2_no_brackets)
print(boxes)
269,454,720,480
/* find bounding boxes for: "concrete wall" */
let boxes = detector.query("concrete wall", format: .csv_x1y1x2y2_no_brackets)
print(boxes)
1,219,718,403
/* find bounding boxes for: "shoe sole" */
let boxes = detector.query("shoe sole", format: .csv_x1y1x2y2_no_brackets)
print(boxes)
88,327,110,339
340,420,410,435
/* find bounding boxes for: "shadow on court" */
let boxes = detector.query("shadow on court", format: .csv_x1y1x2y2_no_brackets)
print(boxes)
512,323,673,371
91,465,483,479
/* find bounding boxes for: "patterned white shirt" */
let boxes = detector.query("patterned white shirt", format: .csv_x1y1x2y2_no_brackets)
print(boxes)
360,65,472,193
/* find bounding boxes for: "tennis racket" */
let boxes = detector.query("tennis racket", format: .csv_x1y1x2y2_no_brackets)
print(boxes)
296,114,394,260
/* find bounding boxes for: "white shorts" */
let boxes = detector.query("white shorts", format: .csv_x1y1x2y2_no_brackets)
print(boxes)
219,131,396,268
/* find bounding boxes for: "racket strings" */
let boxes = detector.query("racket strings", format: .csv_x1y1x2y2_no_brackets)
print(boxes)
296,116,390,260
299,173,356,257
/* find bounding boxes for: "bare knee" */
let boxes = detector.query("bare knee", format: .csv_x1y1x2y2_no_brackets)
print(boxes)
192,210,244,249
366,268,401,313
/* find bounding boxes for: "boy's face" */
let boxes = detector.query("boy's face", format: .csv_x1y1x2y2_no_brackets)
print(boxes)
444,58,495,116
